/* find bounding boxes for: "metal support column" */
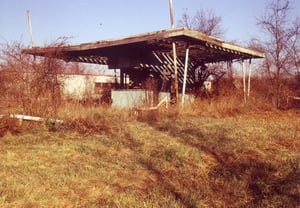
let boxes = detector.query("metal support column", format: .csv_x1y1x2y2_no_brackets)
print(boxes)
242,60,247,103
120,69,124,89
247,59,252,98
181,47,189,107
172,43,179,103
169,0,179,104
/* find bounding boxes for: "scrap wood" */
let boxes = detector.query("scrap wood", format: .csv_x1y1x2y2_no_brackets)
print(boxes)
287,96,300,104
137,96,169,111
288,96,300,100
0,114,63,124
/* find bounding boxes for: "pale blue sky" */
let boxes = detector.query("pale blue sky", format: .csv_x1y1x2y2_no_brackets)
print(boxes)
0,0,299,46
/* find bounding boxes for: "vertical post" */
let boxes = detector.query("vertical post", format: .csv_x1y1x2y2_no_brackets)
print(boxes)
169,0,174,28
181,47,189,107
242,60,247,103
247,59,252,97
172,43,179,103
169,0,179,103
120,69,124,89
114,69,118,89
124,74,128,89
227,61,233,82
27,10,34,47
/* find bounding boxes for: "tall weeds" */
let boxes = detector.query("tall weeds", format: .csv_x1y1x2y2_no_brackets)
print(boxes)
0,41,65,117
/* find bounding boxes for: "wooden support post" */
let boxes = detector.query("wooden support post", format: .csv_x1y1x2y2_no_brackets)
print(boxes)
114,69,118,89
124,74,127,89
227,61,233,82
169,0,179,104
169,0,174,28
247,59,252,97
172,42,179,104
120,69,124,89
27,10,34,47
242,60,247,103
181,47,189,107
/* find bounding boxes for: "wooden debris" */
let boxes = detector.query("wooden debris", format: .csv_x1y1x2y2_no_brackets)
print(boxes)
136,96,169,111
0,114,63,124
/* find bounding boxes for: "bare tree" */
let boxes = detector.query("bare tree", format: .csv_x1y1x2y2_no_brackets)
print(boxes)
178,8,225,37
257,0,300,108
178,8,226,97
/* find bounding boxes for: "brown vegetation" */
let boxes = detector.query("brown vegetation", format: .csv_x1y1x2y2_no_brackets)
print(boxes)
0,102,299,207
0,8,299,205
0,51,299,206
0,41,65,117
256,0,300,108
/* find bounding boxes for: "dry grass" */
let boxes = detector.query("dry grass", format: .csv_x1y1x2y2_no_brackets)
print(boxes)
1,41,299,207
0,99,299,207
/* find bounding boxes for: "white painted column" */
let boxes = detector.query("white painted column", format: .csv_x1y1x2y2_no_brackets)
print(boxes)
27,10,34,47
169,0,179,104
242,60,247,103
247,59,252,97
181,48,190,107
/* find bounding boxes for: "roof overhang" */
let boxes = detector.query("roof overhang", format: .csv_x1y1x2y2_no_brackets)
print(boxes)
22,27,265,69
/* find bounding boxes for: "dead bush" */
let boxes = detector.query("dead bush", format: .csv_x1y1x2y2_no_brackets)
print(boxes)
65,117,111,135
0,117,42,137
0,41,66,117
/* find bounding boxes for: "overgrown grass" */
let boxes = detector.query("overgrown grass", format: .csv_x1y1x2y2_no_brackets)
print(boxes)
0,101,299,207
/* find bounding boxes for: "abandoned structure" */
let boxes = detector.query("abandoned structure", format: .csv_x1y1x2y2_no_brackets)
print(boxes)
22,27,265,107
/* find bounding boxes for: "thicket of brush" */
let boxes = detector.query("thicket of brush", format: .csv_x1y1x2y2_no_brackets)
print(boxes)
1,41,299,119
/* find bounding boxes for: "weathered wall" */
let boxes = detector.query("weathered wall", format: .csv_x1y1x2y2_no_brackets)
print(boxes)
111,90,194,108
60,74,115,99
